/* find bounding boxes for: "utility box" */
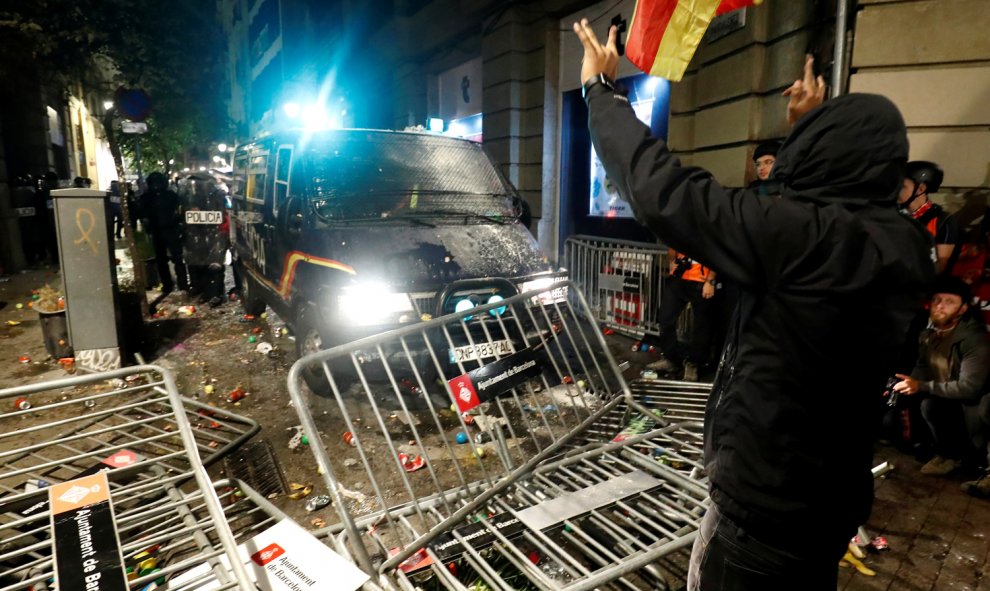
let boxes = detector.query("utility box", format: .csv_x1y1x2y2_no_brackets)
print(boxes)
52,188,123,372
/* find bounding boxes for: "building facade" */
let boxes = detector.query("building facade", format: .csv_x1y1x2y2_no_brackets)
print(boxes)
221,0,990,264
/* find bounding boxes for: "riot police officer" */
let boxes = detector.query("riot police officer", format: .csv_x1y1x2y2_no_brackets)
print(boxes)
181,175,228,306
140,172,188,293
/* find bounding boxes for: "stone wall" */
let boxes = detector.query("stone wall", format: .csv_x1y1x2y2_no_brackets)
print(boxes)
850,0,990,202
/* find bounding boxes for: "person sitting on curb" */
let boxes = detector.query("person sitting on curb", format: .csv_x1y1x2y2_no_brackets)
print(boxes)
893,277,990,496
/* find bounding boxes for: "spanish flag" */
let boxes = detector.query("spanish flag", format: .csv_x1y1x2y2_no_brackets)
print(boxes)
626,0,763,82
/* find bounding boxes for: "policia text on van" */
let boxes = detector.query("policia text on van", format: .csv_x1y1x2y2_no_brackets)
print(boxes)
230,129,565,391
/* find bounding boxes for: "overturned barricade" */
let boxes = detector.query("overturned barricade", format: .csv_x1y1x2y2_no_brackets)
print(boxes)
290,282,711,590
0,366,260,591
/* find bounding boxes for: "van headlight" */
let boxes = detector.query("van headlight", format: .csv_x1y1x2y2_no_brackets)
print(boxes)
336,282,415,326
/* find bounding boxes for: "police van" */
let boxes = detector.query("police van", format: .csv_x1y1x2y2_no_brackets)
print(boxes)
229,129,564,391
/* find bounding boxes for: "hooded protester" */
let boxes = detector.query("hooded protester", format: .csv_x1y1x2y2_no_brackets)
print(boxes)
574,21,933,589
140,172,188,293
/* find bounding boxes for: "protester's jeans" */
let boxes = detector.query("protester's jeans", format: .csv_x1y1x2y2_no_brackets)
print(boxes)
921,394,990,466
687,504,846,591
658,277,715,365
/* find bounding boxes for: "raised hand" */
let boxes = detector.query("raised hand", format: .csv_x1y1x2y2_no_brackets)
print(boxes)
572,18,619,86
783,55,826,126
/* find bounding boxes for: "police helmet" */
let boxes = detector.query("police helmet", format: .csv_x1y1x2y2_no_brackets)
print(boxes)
146,171,167,190
906,161,944,193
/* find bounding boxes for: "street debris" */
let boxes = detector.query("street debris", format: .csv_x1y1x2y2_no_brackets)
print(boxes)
14,397,30,410
398,452,426,472
287,482,313,499
305,494,332,512
227,387,246,403
254,341,273,355
343,431,357,446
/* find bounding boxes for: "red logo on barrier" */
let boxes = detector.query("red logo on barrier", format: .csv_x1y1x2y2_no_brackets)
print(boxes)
448,375,480,412
251,543,285,566
104,449,138,467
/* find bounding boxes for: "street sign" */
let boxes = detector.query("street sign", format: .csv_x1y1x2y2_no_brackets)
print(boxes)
113,87,152,122
121,121,148,134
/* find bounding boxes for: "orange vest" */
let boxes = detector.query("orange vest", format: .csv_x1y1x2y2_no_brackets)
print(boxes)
669,250,713,283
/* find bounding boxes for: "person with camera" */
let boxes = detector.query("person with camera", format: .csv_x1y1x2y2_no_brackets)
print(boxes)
893,277,990,496
647,249,717,382
574,19,933,588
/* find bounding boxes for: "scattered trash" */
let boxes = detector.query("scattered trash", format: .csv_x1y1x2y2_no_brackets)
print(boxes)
343,431,357,446
870,536,889,552
618,360,631,371
542,404,557,413
178,305,196,316
240,315,256,322
840,545,876,576
562,376,574,385
255,341,273,355
208,441,219,448
15,303,23,309
630,341,641,352
305,495,332,512
84,399,96,408
455,432,469,444
603,327,615,336
398,452,426,472
248,336,257,344
5,320,20,326
287,483,313,500
461,413,474,425
204,384,215,395
227,387,246,403
393,410,420,426
344,458,359,468
288,427,304,450
251,327,262,334
339,486,367,503
17,356,31,364
14,397,31,411
474,447,486,458
641,369,659,380
310,517,326,528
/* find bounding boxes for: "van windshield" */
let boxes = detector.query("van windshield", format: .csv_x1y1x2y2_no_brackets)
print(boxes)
306,132,518,222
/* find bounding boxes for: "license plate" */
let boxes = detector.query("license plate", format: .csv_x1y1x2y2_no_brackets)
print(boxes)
185,210,223,224
449,340,511,363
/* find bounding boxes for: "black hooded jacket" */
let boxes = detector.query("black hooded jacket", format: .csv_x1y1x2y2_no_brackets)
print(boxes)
586,88,934,544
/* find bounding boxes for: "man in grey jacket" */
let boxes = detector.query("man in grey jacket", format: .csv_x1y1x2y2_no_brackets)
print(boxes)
894,276,990,496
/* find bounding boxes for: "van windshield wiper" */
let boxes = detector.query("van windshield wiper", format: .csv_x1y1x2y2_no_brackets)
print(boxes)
380,212,436,227
402,209,511,225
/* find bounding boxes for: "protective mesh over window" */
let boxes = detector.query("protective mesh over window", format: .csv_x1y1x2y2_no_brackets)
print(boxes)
306,131,517,221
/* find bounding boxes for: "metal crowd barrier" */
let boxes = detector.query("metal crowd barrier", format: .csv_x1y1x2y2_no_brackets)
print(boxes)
0,366,260,591
564,235,668,338
289,282,709,590
564,235,697,341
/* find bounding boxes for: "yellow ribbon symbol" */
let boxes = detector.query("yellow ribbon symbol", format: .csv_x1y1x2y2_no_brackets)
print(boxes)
74,208,98,254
